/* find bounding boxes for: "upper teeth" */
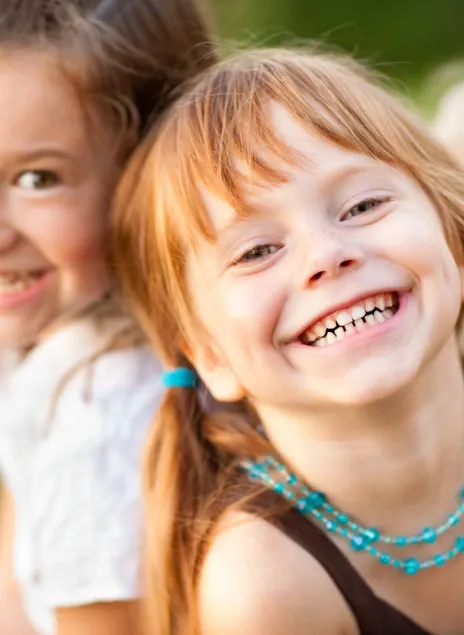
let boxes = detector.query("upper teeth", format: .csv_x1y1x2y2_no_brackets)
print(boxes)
0,271,43,292
302,293,397,345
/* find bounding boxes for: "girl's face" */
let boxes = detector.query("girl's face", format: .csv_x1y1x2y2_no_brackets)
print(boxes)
0,53,118,348
187,103,464,414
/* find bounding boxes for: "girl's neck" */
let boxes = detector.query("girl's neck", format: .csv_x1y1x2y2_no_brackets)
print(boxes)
259,336,464,531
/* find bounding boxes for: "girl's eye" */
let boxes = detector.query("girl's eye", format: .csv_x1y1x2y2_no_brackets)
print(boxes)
233,244,282,265
342,196,391,221
14,170,60,191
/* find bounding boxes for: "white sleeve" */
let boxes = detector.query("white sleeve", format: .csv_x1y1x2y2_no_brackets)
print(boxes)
29,348,162,608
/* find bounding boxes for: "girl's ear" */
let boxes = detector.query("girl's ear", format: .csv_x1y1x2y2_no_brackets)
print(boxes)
186,338,246,403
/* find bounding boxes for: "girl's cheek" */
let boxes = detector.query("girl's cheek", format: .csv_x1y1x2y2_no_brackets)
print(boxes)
223,281,285,341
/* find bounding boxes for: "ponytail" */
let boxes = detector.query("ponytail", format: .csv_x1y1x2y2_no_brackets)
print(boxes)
142,376,271,635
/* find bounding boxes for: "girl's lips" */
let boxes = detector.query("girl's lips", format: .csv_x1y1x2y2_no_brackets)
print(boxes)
0,270,52,309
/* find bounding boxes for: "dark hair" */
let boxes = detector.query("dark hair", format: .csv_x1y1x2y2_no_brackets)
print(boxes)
0,0,218,152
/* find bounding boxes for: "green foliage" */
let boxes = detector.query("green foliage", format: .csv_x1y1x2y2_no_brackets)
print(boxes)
213,0,464,107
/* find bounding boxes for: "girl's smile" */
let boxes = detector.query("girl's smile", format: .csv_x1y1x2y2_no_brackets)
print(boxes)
285,289,406,348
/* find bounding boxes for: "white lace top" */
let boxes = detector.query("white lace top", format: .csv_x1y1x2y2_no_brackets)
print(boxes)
0,319,163,634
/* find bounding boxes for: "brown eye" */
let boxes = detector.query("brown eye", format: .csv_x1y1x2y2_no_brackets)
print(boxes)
15,170,60,190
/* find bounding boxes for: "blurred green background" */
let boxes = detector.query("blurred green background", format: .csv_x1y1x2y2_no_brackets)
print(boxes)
212,0,464,116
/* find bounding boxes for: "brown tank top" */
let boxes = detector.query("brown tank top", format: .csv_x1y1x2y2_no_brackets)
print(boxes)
252,490,433,635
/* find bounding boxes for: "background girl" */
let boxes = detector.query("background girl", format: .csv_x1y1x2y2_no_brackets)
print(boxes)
115,48,464,635
0,1,216,634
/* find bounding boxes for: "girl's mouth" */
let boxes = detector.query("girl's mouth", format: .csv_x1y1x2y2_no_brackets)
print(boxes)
0,269,51,309
0,270,47,294
299,292,400,348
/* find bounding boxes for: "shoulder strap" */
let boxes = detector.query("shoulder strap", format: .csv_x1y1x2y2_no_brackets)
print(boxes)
248,490,432,635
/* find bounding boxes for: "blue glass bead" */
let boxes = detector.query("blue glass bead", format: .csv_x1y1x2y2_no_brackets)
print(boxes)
379,553,392,565
340,528,348,537
363,528,380,543
325,520,337,532
420,528,437,544
296,499,307,512
286,491,295,500
287,474,297,485
351,523,360,531
455,537,464,552
404,558,420,575
274,483,285,494
338,513,349,524
434,554,446,567
448,513,460,526
308,491,326,508
395,536,408,547
392,560,402,569
460,488,464,501
350,535,367,551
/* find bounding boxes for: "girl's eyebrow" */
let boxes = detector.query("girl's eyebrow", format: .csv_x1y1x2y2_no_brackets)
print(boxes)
216,213,265,241
322,164,369,187
314,161,389,194
6,146,75,163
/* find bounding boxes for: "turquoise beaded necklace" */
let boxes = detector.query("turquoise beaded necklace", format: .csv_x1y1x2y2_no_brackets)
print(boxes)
240,455,464,576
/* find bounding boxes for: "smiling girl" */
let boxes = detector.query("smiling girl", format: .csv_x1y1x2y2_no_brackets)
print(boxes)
0,1,215,634
115,49,464,635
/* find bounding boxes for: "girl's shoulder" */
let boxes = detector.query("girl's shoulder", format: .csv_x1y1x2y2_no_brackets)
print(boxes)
198,510,357,635
46,319,162,443
0,317,162,440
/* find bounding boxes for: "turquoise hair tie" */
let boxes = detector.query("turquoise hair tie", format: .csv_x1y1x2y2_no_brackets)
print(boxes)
162,367,199,389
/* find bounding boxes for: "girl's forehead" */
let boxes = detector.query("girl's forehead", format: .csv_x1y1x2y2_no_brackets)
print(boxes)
1,62,76,123
267,102,388,177
0,53,116,163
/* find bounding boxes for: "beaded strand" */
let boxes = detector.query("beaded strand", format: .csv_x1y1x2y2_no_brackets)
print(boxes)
240,456,464,575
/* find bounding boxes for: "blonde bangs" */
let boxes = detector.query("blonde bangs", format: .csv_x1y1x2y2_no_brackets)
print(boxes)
151,48,464,235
